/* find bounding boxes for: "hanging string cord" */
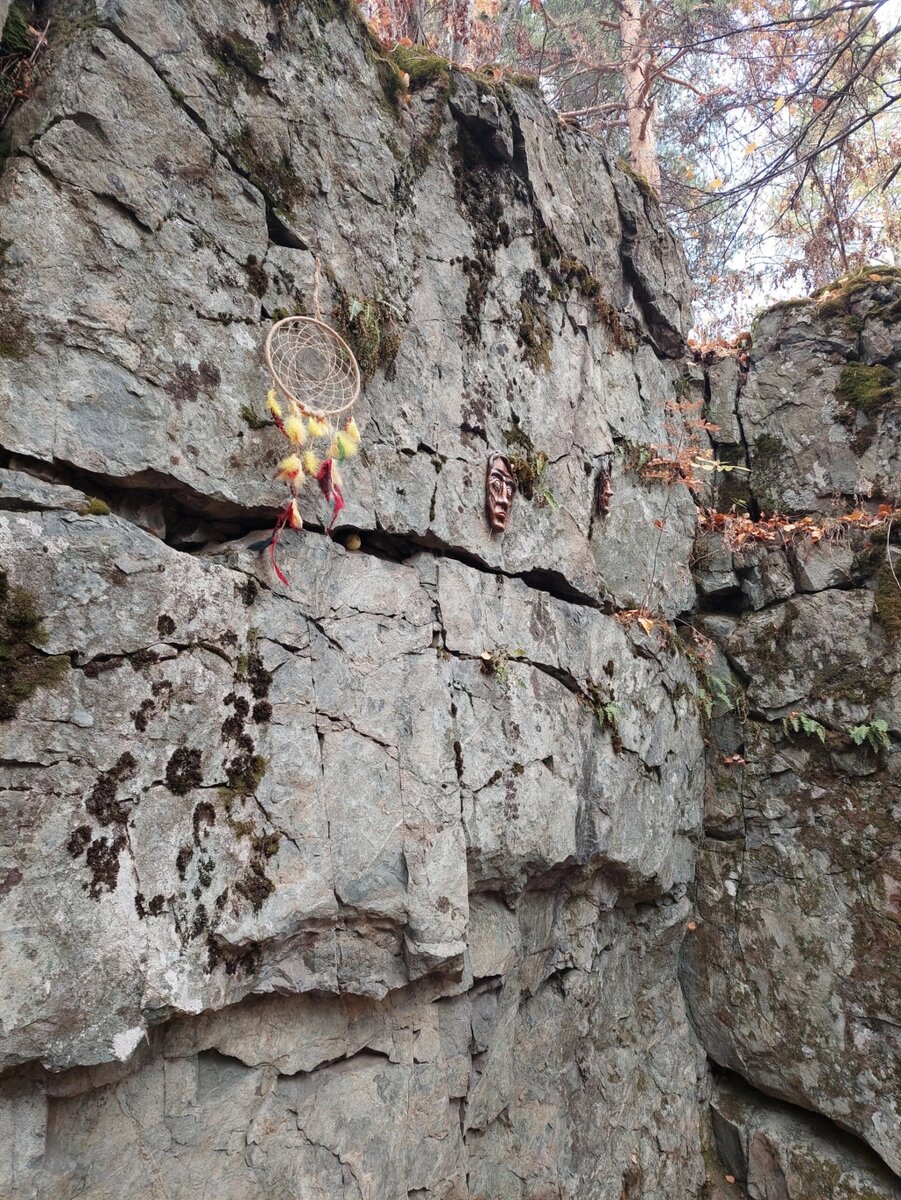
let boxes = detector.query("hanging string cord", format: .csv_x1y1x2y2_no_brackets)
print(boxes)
311,256,322,322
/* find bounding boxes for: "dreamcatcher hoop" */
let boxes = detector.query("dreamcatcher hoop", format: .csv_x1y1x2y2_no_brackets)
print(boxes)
264,315,361,420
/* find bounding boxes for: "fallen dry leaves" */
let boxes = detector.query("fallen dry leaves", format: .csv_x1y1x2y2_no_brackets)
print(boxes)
699,504,896,552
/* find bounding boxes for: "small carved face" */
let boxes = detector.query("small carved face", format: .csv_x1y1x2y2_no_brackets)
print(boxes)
486,453,515,533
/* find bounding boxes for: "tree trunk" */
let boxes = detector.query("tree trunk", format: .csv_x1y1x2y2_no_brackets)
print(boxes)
618,0,661,194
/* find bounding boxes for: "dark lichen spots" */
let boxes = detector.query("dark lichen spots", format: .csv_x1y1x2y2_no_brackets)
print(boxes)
461,254,494,340
164,361,221,408
166,747,203,796
453,124,514,340
86,752,137,826
82,658,122,680
0,569,69,721
221,711,245,741
157,614,176,637
135,891,166,919
84,834,126,899
252,700,272,723
131,698,154,731
197,854,215,889
253,831,280,858
129,648,160,671
176,843,194,880
206,932,261,976
238,579,258,607
236,860,275,912
243,254,268,298
246,651,272,700
226,751,268,796
192,801,216,844
66,825,91,857
191,903,209,938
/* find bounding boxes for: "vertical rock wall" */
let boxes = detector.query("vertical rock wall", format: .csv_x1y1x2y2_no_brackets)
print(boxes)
1,2,899,1196
685,277,901,1197
0,2,709,1196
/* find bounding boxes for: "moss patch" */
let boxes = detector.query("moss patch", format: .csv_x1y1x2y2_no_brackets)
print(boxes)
616,156,657,201
0,570,69,720
0,310,35,360
78,497,110,516
874,563,901,643
750,432,788,513
227,124,302,212
503,424,555,506
390,44,451,88
334,291,402,384
517,269,552,372
213,30,264,78
835,362,899,417
814,264,901,317
240,404,270,430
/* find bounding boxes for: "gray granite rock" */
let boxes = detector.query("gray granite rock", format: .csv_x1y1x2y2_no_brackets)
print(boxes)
710,1076,901,1200
2,0,899,1194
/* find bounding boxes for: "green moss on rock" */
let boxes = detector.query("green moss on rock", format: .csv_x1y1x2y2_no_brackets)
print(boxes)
814,264,901,318
227,124,302,211
334,291,402,383
78,497,111,516
214,30,264,77
0,570,68,720
874,564,901,643
0,309,34,360
390,44,451,88
750,432,788,512
836,362,899,417
517,269,552,372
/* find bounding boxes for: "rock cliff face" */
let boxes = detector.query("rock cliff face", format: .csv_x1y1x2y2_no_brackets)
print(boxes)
0,2,898,1198
685,279,901,1191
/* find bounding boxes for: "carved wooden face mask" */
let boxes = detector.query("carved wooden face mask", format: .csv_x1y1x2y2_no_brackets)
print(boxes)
486,453,515,533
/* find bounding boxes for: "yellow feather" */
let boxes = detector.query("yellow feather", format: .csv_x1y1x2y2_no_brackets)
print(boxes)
288,499,303,529
345,417,361,444
307,416,327,438
276,454,303,483
284,415,306,446
335,432,357,459
266,392,283,420
302,451,321,476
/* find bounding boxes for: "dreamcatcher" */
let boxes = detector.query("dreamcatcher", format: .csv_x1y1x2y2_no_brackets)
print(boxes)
261,260,362,584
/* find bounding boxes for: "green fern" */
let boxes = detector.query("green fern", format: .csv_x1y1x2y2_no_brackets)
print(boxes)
782,711,827,744
847,719,890,752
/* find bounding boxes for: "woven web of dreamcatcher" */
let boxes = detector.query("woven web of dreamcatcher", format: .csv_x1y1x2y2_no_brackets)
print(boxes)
264,316,360,418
